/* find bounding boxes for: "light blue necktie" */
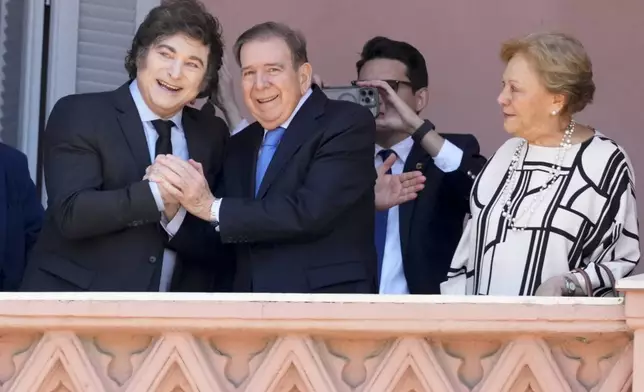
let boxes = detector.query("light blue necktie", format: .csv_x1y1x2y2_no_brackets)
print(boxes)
255,127,286,196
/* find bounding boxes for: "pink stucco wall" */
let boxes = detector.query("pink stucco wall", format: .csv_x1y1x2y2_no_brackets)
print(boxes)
0,290,638,391
205,0,644,268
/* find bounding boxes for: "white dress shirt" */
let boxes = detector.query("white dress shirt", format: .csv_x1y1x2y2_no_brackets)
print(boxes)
376,136,463,294
129,80,187,292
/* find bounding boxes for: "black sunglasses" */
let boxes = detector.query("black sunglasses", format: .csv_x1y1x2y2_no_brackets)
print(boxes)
351,79,413,92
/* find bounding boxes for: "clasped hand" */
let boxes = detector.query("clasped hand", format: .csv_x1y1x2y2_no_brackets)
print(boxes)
146,152,427,219
145,155,214,221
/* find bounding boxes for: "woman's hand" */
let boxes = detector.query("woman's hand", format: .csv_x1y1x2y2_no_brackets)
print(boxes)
535,274,584,296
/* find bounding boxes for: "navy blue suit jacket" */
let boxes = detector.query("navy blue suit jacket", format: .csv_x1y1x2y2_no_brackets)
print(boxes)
0,143,43,290
172,86,378,293
399,134,486,294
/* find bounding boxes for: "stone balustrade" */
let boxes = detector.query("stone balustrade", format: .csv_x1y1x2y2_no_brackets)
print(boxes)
0,274,644,391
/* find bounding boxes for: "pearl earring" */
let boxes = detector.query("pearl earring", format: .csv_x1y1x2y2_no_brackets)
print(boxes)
551,110,558,116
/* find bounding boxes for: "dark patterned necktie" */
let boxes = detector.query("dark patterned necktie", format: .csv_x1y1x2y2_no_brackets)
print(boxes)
152,119,175,156
375,149,396,283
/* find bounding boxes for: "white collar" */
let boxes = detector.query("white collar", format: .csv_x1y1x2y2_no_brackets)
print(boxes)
129,79,183,128
375,136,414,163
265,87,313,131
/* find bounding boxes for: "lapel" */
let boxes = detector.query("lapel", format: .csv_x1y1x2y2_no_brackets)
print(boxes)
0,162,6,263
399,142,433,255
111,82,150,177
182,109,211,169
255,86,326,198
239,124,264,197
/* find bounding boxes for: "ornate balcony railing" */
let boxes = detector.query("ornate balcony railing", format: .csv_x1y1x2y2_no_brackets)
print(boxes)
1,274,644,391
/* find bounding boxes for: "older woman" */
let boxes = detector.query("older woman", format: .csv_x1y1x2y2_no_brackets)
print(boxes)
441,32,640,297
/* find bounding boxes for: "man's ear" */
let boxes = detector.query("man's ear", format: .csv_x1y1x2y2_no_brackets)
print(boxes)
414,87,429,113
298,62,313,94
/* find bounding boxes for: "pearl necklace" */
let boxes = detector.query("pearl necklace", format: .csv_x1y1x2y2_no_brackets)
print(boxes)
500,119,575,231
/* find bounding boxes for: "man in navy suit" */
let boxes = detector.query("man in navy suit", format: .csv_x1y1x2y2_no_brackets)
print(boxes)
0,143,43,290
354,37,487,294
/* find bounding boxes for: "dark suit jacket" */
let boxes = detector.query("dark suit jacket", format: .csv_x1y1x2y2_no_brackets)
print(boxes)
0,144,43,290
401,133,486,294
172,86,378,293
20,82,228,292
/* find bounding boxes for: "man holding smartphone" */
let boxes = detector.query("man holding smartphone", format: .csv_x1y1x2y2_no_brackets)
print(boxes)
353,37,487,295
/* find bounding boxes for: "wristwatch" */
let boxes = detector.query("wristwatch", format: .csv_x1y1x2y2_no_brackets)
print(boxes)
563,275,577,296
411,119,436,144
209,199,219,228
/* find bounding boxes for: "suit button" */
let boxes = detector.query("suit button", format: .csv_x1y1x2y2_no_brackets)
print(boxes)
149,256,157,264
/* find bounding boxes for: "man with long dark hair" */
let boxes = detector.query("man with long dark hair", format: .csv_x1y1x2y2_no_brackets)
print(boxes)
20,0,230,292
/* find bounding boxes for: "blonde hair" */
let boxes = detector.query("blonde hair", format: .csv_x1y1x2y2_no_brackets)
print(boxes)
500,32,595,114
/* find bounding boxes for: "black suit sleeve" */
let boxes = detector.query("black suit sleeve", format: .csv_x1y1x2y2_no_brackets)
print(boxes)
168,111,227,261
218,106,376,243
167,113,235,287
444,134,487,203
44,96,160,240
458,135,487,175
167,169,225,266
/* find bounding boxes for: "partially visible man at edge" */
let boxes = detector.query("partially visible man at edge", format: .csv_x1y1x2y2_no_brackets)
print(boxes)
148,22,425,293
20,0,230,292
0,142,43,291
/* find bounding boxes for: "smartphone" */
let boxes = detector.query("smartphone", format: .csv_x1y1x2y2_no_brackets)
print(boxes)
321,86,379,117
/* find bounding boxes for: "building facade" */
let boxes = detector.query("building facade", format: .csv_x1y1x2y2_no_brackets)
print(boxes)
3,0,159,196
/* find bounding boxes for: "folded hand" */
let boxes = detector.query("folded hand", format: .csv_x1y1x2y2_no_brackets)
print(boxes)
146,155,214,221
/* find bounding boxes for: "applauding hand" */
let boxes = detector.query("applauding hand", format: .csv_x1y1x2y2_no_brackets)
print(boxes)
375,154,426,210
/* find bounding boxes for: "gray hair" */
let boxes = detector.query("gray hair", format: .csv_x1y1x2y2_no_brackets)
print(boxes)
233,21,308,68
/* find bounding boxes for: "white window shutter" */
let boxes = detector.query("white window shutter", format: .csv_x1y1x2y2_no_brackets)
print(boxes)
0,0,28,148
46,0,160,115
75,0,137,93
